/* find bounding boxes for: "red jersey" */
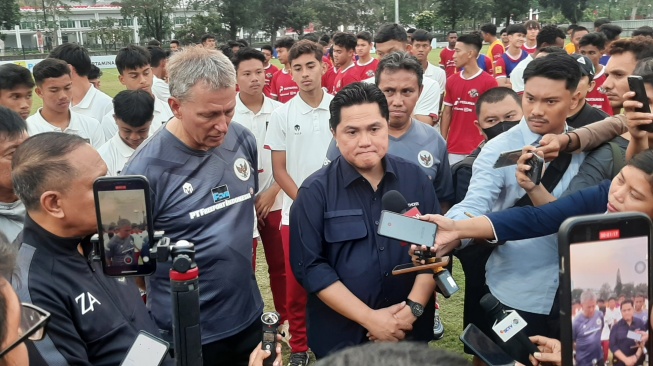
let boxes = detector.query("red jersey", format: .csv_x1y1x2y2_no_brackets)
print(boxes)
322,67,337,94
444,70,498,154
323,56,333,68
269,69,298,103
331,63,361,94
439,47,458,78
586,69,613,115
263,64,279,98
521,44,537,54
487,40,505,61
355,58,379,80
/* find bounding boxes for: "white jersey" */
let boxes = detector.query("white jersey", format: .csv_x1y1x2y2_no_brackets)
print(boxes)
71,84,113,124
27,109,105,148
100,96,173,140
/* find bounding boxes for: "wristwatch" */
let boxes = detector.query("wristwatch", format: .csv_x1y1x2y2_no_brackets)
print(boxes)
406,298,424,318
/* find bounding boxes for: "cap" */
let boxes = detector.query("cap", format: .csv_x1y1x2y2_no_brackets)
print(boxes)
572,54,595,80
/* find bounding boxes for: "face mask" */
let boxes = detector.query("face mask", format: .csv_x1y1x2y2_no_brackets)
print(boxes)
482,120,520,141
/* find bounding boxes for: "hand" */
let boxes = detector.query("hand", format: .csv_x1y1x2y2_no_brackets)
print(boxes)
409,244,437,265
248,335,283,366
362,302,413,342
623,91,653,140
368,305,417,342
516,147,544,193
537,134,563,161
527,335,562,365
255,188,278,222
418,214,461,255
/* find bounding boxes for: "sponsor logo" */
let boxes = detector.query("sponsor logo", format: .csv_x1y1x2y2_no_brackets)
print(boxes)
189,192,252,219
75,292,102,315
234,158,251,181
182,182,194,195
294,124,301,135
211,184,231,203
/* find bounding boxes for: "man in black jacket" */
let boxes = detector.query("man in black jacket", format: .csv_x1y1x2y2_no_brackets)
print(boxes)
10,133,165,366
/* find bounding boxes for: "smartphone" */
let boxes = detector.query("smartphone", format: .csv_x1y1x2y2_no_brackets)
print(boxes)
120,331,169,366
494,143,541,169
628,75,652,114
377,210,437,247
93,176,156,277
525,154,544,185
559,212,652,366
460,324,516,366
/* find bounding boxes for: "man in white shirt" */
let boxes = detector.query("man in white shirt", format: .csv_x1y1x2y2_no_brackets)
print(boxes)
49,43,112,123
100,45,173,140
98,90,154,175
232,47,288,341
149,46,171,102
410,29,446,115
28,58,104,148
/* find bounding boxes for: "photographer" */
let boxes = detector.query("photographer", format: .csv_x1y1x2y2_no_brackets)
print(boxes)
11,133,165,365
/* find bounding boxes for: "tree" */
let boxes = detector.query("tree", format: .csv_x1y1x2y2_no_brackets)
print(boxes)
599,282,613,301
0,0,20,30
436,0,469,30
285,5,315,36
614,268,623,297
173,13,224,44
88,18,132,51
216,0,260,40
538,0,588,23
117,0,177,41
259,0,290,45
414,10,438,31
572,288,584,302
494,0,530,28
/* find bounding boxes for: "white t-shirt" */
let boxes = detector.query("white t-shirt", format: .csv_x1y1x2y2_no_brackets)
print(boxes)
27,109,105,148
364,76,441,119
601,307,623,340
263,92,334,225
152,76,171,102
424,62,446,97
510,55,533,94
71,84,113,124
100,96,173,140
97,132,134,176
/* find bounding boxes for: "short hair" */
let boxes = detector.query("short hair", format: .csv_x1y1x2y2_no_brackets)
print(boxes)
609,296,617,301
375,52,423,88
300,33,319,43
12,133,89,211
536,25,566,49
48,43,92,77
218,44,235,60
147,46,169,68
167,46,236,102
227,40,241,49
538,46,566,55
609,36,653,60
319,34,331,43
411,29,433,43
523,53,581,92
599,24,622,41
481,23,497,36
447,30,458,36
476,87,522,117
88,64,102,80
116,218,132,228
261,45,273,53
594,18,611,29
113,90,154,128
567,24,579,32
232,47,266,71
579,32,607,50
580,290,597,303
236,39,249,47
507,24,527,36
200,34,215,44
32,58,71,85
0,106,27,140
315,342,471,366
635,293,646,299
633,26,653,38
500,27,507,34
332,32,357,51
374,23,407,44
115,45,150,74
274,37,295,50
328,82,389,131
572,26,589,38
0,64,35,91
147,39,161,47
356,31,373,44
457,33,483,53
289,40,323,64
633,58,653,88
620,299,634,308
525,20,541,30
170,39,180,46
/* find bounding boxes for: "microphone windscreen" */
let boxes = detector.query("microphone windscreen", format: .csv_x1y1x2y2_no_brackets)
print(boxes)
381,190,409,214
480,293,502,316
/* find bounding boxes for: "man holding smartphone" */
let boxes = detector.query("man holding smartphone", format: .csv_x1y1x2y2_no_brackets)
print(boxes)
610,300,648,366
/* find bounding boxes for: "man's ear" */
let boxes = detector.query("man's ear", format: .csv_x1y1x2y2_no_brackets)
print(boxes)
588,80,596,93
169,97,182,119
40,191,65,219
569,89,582,111
35,86,43,99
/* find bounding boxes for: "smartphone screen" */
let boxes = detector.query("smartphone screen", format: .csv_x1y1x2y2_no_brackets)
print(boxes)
94,176,156,277
121,331,169,366
377,210,437,247
560,213,652,366
459,324,515,366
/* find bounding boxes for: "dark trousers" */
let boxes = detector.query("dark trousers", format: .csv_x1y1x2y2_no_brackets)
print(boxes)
201,319,260,366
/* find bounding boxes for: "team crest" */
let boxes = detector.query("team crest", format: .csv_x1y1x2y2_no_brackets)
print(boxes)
596,318,602,326
266,72,273,78
234,158,251,181
294,125,301,135
366,70,375,77
468,89,479,98
418,150,434,168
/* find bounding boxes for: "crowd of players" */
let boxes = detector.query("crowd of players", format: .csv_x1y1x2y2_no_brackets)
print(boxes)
0,17,652,366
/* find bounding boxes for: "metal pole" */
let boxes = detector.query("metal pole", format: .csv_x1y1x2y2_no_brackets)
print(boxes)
394,0,399,23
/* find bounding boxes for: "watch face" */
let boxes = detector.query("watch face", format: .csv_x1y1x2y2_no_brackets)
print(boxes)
412,303,424,317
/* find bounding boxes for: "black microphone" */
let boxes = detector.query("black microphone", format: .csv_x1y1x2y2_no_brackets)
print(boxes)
480,293,539,365
382,190,409,214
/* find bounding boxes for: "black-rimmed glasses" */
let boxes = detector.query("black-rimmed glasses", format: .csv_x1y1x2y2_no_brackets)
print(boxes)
0,303,50,358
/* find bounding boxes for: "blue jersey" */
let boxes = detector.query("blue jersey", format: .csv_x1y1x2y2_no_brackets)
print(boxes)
121,123,263,344
573,311,604,365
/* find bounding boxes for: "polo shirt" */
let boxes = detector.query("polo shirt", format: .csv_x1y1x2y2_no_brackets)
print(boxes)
567,102,610,129
331,63,361,94
355,58,379,80
97,133,135,176
586,68,613,115
439,46,457,78
100,96,172,140
573,311,604,366
27,109,105,148
121,123,263,344
263,64,280,98
71,84,113,124
289,154,440,358
263,91,333,225
269,69,298,103
152,75,171,102
234,93,283,211
609,317,647,362
424,62,446,97
494,50,529,79
325,119,454,204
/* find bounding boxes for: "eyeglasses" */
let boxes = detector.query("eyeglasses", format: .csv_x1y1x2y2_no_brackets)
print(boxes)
0,303,50,358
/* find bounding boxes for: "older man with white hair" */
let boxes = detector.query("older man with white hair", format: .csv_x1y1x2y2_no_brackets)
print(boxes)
121,46,263,366
573,290,605,366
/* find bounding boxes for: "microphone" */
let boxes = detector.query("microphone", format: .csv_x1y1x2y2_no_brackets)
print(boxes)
480,293,539,365
382,190,409,214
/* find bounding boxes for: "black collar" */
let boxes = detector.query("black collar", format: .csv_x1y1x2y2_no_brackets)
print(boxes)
22,214,93,257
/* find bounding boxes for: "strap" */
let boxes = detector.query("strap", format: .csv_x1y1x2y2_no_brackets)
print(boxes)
608,142,626,178
512,152,573,208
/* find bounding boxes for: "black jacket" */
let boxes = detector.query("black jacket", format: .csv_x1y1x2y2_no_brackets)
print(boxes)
13,215,164,366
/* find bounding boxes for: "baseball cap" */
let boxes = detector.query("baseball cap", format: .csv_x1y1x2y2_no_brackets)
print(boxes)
572,54,595,80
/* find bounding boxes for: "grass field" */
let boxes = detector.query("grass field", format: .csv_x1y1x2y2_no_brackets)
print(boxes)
31,48,470,361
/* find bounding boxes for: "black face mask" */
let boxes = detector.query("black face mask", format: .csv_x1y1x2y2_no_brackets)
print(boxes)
482,120,520,141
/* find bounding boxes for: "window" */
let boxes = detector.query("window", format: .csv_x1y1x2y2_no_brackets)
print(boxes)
20,21,37,30
174,17,187,25
118,18,133,26
59,20,75,29
80,20,91,28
